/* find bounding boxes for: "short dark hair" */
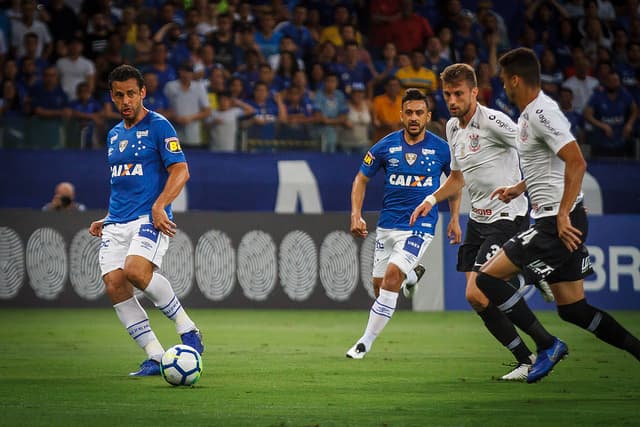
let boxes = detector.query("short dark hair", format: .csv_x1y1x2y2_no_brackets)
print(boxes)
440,63,477,88
108,64,144,90
498,47,540,87
402,88,429,109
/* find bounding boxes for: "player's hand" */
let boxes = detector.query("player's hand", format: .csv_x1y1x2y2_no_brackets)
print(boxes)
447,218,462,245
350,214,368,238
409,200,433,226
602,124,614,139
152,207,177,237
89,219,105,237
490,185,520,204
557,213,582,252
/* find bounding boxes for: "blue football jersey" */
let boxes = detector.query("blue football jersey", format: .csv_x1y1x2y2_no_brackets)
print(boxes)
105,111,186,224
360,129,451,234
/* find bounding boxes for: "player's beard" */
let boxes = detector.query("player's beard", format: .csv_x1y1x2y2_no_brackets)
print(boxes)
405,122,426,138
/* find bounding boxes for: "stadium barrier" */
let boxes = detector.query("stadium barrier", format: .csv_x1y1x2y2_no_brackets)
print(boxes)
1,210,638,310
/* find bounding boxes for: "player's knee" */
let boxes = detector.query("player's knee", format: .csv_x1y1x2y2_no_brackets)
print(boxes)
382,266,404,290
557,299,593,329
124,265,148,289
465,285,488,311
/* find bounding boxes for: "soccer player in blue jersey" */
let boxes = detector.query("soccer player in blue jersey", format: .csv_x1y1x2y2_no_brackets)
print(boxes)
88,64,203,377
346,88,461,359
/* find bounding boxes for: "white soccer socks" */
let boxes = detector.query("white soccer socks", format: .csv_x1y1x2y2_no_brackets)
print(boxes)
359,289,399,351
143,272,196,335
114,296,164,361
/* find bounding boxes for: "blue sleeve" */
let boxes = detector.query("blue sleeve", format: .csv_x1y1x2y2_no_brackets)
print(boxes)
154,117,186,168
359,141,385,178
442,146,451,176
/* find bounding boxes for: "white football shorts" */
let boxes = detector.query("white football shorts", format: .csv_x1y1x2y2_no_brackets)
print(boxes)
99,215,169,276
372,227,434,278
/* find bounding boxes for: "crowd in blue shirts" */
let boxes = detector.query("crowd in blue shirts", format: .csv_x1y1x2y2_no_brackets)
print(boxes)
0,0,638,158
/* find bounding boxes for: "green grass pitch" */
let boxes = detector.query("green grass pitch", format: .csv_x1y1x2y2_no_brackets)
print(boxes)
0,308,638,427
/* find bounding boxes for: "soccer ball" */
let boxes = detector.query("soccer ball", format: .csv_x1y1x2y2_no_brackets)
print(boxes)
160,344,203,386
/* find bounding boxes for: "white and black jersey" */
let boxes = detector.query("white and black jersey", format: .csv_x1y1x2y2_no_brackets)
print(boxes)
516,91,583,219
446,103,528,224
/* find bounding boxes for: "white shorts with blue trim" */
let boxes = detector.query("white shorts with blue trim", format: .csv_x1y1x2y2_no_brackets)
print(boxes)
99,215,169,276
372,227,434,278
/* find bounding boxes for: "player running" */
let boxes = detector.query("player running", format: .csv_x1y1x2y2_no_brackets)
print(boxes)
477,48,639,383
410,63,537,380
346,88,461,359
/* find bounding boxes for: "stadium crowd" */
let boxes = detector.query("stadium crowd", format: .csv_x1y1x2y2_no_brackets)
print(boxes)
0,0,638,158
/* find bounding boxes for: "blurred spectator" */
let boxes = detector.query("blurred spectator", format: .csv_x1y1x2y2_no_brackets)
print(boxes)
163,61,211,148
338,82,371,153
42,181,86,212
476,62,494,106
0,79,27,147
206,90,254,152
234,48,261,92
476,1,510,52
275,4,315,60
68,81,103,148
453,9,482,58
208,12,240,71
562,53,600,112
11,0,52,59
438,26,456,62
371,76,402,142
558,86,585,146
206,67,226,110
540,48,564,99
245,80,287,141
268,35,305,71
339,24,375,71
424,36,452,82
43,0,81,42
584,70,638,157
233,1,256,31
16,56,40,103
618,42,640,87
29,65,70,148
142,71,170,117
200,43,225,81
142,42,178,91
184,33,206,80
229,76,247,101
304,7,323,45
308,62,325,93
340,41,374,95
194,1,218,37
254,11,281,59
564,0,585,20
581,16,612,63
56,37,95,101
319,5,362,49
282,84,315,140
83,13,111,61
273,51,300,92
17,32,48,78
30,65,70,120
370,42,398,97
134,23,154,66
526,0,569,40
368,0,402,49
313,72,348,152
389,0,434,54
290,69,312,101
256,62,279,93
395,49,437,94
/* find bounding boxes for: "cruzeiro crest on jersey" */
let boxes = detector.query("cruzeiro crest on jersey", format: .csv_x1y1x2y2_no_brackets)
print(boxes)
405,152,417,165
119,140,128,152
